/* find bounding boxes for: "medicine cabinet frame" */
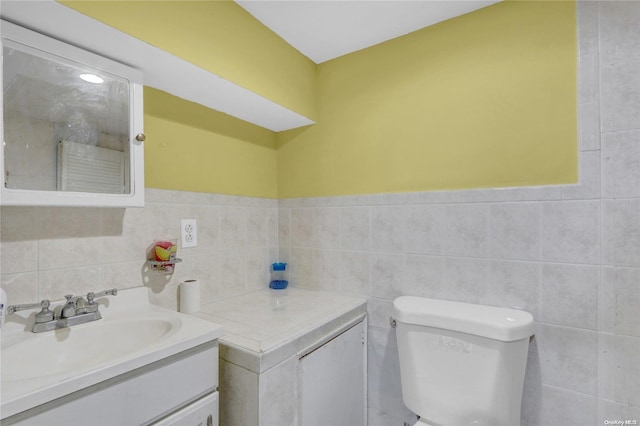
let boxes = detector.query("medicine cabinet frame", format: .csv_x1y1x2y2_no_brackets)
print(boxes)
0,20,144,207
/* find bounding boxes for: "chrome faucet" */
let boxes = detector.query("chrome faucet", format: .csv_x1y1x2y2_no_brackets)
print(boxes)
5,288,118,333
61,294,79,319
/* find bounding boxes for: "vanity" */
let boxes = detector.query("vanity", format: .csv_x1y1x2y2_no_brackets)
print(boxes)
195,288,368,426
0,287,225,425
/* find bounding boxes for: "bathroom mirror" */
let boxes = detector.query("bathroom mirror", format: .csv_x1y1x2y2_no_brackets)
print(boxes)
1,20,144,207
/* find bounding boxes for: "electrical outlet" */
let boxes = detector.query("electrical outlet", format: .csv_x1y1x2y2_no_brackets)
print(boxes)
181,219,197,248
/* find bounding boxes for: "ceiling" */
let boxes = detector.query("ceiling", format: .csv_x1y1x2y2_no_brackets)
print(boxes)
236,0,501,64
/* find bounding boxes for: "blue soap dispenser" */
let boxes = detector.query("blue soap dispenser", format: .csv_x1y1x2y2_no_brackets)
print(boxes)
269,262,288,289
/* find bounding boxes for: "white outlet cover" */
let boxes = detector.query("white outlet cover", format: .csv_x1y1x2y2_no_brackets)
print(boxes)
181,219,197,248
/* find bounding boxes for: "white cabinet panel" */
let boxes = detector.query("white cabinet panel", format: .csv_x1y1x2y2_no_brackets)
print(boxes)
299,321,366,426
5,343,218,426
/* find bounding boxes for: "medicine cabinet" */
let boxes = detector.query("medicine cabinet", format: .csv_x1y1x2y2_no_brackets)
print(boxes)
0,20,144,207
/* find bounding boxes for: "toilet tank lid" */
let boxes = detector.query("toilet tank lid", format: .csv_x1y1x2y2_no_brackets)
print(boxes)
393,296,535,342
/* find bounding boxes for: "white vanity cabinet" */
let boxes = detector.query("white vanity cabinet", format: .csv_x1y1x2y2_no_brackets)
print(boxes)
1,288,224,426
0,20,145,207
197,288,367,426
5,343,220,426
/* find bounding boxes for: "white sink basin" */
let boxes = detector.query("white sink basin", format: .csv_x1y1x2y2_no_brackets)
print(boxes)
0,287,224,419
2,316,180,382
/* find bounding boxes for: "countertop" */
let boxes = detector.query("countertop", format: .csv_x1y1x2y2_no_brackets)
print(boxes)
195,288,367,373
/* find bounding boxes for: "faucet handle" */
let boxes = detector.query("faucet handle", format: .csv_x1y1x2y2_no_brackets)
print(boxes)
7,299,50,314
6,300,53,323
35,300,54,323
87,288,118,305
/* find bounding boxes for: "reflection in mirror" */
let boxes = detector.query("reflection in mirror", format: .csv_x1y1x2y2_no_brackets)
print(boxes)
3,40,130,194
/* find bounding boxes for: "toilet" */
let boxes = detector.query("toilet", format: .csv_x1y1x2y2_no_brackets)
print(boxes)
393,296,535,426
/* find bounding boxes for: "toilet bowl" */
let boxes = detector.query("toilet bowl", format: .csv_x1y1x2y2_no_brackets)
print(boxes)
393,296,535,426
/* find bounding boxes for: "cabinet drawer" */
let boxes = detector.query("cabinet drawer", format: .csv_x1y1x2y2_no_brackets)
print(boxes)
153,392,218,426
5,342,218,426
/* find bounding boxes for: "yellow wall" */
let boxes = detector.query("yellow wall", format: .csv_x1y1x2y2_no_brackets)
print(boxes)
144,88,278,198
60,1,288,198
63,1,577,199
277,1,577,198
60,0,317,120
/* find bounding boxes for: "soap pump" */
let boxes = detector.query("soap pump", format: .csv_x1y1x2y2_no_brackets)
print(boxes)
269,263,288,289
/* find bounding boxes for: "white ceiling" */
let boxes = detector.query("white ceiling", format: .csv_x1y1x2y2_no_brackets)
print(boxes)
236,0,501,64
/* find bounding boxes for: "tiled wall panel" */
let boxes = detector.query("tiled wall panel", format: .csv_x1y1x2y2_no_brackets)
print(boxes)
279,3,640,423
0,190,279,310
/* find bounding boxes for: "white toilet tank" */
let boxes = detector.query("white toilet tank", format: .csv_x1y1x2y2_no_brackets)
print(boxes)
393,296,535,426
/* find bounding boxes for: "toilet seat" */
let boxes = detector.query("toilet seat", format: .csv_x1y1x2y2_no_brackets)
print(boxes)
413,419,434,426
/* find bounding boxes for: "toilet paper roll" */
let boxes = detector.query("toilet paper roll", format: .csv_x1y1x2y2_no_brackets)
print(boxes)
179,279,200,314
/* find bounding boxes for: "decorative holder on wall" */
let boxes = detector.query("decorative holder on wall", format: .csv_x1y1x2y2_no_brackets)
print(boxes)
146,239,182,275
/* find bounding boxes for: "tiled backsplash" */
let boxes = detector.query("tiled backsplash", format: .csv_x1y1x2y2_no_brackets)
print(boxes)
0,189,279,310
279,2,640,425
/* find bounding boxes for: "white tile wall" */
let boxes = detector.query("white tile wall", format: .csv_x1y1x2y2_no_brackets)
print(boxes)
0,189,279,309
482,260,539,316
602,130,640,198
313,249,341,292
339,251,371,296
600,60,640,132
599,267,640,337
540,200,600,264
598,333,640,407
367,326,416,426
278,3,640,424
540,263,599,330
340,207,370,251
537,324,598,396
370,205,406,253
536,385,597,426
489,202,540,261
603,199,640,268
598,1,640,63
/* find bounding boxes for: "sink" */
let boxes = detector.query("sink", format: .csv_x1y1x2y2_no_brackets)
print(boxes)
1,316,180,383
1,287,224,420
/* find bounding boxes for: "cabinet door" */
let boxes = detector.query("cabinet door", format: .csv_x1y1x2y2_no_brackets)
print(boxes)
299,321,366,426
1,20,144,207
